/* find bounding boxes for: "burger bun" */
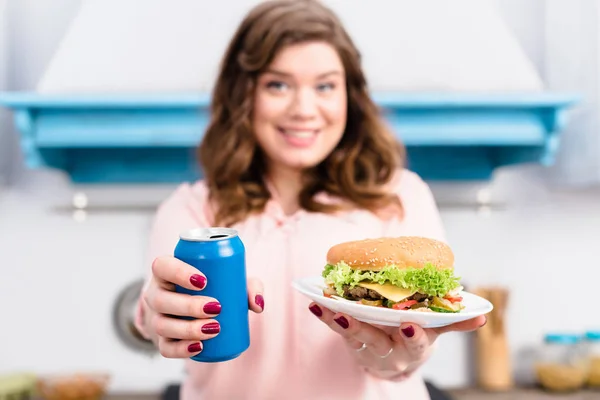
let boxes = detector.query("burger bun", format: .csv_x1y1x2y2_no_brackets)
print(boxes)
326,236,453,272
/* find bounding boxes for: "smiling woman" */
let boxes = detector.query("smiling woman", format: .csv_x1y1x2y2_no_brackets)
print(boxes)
134,2,486,400
252,42,347,174
198,0,404,227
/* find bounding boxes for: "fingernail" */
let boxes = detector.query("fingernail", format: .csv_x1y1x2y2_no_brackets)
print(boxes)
190,274,206,289
203,302,221,315
255,294,264,310
201,322,221,335
309,304,322,317
401,325,415,338
334,316,349,329
480,317,488,327
188,342,202,353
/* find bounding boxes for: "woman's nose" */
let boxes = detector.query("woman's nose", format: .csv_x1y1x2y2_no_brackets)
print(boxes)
289,88,318,119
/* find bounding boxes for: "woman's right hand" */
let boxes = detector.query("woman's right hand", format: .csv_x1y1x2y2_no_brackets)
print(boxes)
141,256,264,358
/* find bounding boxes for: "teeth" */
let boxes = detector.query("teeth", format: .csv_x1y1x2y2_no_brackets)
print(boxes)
282,129,314,138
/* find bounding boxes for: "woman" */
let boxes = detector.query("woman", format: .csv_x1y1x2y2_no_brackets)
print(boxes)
135,1,485,399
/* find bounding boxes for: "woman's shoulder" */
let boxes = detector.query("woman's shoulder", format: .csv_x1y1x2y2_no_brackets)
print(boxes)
384,168,446,241
387,168,433,199
156,180,213,226
158,180,209,208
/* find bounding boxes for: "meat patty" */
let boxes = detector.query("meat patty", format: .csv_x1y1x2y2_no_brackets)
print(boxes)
410,292,430,302
342,285,432,302
342,285,384,300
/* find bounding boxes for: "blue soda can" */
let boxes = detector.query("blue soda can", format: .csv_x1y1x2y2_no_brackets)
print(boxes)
174,227,250,363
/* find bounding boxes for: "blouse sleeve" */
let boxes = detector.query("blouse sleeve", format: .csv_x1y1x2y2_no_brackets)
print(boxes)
383,169,447,243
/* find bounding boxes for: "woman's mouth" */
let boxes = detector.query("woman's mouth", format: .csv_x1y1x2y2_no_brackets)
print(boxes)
278,127,319,148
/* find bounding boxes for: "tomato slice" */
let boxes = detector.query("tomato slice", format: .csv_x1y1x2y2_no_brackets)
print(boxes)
445,296,463,303
392,300,418,310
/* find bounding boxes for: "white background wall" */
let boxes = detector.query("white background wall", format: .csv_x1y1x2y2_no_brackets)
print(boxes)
0,0,10,186
1,0,599,394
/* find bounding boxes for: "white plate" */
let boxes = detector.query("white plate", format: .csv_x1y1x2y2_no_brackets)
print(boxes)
292,276,493,328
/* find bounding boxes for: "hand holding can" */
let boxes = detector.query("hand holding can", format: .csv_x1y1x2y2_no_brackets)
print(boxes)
142,228,263,361
174,228,255,362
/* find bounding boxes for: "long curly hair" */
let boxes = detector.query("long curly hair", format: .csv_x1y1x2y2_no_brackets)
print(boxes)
199,0,405,227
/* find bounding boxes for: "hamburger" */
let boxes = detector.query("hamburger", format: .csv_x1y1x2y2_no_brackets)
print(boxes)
322,236,464,313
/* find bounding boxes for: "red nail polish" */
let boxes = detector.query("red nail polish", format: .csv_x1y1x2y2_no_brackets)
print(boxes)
334,316,349,329
188,342,202,353
401,325,415,338
203,302,221,315
190,274,206,289
309,304,322,317
255,294,264,310
201,322,221,335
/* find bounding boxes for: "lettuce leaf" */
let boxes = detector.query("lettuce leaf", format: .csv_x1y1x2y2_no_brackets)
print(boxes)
322,261,461,297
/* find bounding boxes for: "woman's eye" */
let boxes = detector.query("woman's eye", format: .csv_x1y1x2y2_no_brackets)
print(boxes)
266,81,288,91
317,83,336,92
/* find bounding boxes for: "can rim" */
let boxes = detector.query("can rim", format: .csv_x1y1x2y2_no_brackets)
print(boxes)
179,227,239,242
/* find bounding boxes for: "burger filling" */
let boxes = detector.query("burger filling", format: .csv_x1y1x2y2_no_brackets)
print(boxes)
322,262,464,313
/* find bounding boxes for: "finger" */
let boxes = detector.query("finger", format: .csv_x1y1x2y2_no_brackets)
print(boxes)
333,313,393,357
308,303,365,350
310,303,392,357
152,256,207,291
152,314,221,340
247,277,265,313
146,289,221,318
332,313,392,355
394,323,431,362
432,315,487,336
157,336,203,359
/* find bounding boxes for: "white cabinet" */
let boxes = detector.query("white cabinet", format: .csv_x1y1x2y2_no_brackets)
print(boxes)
545,1,600,186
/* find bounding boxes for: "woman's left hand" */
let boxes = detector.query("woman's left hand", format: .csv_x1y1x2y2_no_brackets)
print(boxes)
308,302,486,381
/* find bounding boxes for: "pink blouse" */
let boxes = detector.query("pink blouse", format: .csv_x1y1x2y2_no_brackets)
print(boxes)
136,169,446,400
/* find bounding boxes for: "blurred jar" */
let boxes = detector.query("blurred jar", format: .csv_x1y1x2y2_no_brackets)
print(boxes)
584,331,600,389
534,333,587,392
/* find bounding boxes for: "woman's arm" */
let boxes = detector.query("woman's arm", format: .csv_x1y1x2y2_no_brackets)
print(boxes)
134,183,211,342
309,170,486,381
383,169,447,242
310,302,485,382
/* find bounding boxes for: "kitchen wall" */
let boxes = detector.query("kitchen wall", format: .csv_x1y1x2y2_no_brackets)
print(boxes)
0,0,9,186
1,0,599,393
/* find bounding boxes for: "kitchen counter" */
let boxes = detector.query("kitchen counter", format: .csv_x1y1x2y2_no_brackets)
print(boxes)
103,397,158,400
32,396,159,400
449,388,598,400
29,388,600,400
30,389,599,400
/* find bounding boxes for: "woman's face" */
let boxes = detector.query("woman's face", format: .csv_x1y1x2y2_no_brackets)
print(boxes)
252,41,347,173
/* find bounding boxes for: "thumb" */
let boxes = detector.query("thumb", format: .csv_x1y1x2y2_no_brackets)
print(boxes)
247,277,265,313
396,323,431,362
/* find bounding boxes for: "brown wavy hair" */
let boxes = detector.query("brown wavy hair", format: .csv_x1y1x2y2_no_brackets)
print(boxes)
199,0,405,227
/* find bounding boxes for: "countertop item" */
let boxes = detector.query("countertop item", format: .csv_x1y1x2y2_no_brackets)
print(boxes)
33,396,157,400
533,333,588,392
30,388,600,400
472,286,513,391
36,373,110,400
584,331,600,388
0,373,36,399
449,387,598,400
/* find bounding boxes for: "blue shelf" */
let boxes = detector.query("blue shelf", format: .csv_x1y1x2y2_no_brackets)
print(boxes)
0,92,578,183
